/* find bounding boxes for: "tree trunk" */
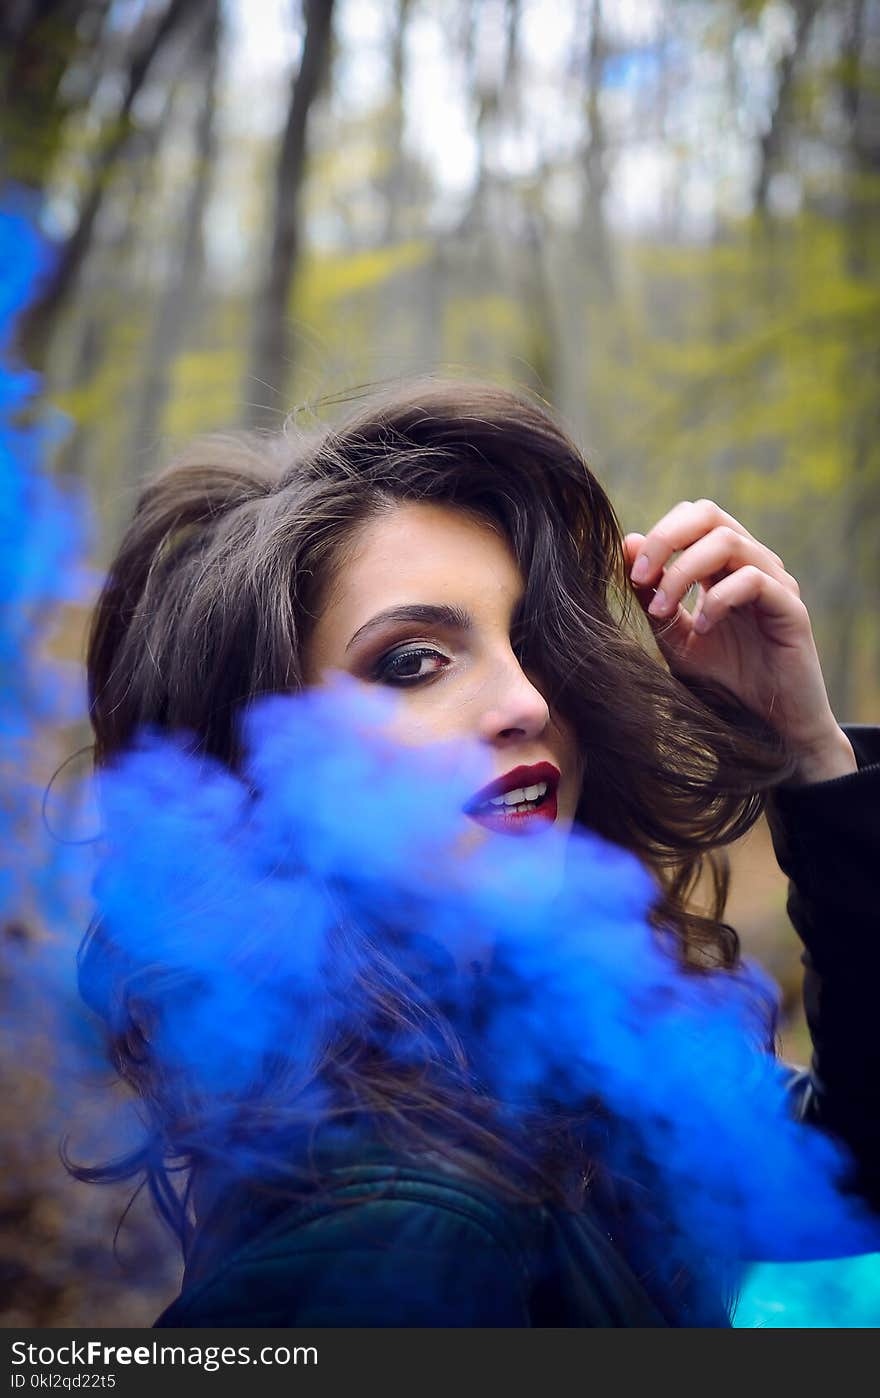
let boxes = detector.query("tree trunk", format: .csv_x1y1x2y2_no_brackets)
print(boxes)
244,0,335,430
17,0,207,368
54,78,179,490
753,0,820,214
0,0,101,194
557,0,614,452
579,0,612,290
824,0,880,717
129,0,220,463
381,0,412,243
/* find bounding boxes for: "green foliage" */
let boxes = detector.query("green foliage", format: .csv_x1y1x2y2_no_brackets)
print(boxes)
602,212,879,520
165,345,244,439
443,293,532,370
296,239,430,315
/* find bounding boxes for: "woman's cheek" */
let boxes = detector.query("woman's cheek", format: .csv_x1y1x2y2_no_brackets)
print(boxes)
382,688,467,749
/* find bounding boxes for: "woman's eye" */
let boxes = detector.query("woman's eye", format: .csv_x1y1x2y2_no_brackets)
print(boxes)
373,645,450,686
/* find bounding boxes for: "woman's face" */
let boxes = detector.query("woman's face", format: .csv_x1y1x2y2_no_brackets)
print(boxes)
303,501,584,855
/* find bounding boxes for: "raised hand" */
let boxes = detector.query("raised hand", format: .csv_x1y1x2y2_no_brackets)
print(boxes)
623,499,856,786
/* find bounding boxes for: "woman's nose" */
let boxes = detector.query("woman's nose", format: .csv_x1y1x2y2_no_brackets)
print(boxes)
475,654,551,745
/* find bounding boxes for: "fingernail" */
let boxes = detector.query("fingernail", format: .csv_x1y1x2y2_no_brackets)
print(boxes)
631,554,651,583
694,612,710,633
648,588,669,616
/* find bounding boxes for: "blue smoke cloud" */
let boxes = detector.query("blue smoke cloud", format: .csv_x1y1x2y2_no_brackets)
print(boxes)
2,197,879,1326
84,684,880,1287
0,192,91,933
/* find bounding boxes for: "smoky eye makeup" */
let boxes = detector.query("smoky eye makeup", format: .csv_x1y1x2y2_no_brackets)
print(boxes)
369,641,452,687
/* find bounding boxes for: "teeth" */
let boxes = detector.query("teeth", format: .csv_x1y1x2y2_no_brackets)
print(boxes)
484,798,541,816
485,780,549,810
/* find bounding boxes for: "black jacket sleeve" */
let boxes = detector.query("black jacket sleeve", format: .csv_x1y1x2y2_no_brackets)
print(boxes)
765,724,880,1212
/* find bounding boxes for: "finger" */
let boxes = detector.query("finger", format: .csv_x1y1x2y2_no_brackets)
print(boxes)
625,530,699,646
693,566,810,636
647,527,797,619
630,569,698,651
630,499,770,585
622,533,649,594
622,532,646,566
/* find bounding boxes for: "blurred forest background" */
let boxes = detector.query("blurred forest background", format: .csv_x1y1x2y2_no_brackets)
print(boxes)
1,0,878,1327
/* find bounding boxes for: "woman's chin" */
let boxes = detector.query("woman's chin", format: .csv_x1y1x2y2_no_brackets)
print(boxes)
449,809,572,891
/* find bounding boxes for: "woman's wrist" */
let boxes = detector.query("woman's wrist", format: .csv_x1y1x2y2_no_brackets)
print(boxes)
787,726,857,787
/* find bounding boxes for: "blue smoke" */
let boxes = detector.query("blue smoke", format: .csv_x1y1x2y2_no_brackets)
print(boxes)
86,685,880,1286
2,195,879,1325
0,192,90,934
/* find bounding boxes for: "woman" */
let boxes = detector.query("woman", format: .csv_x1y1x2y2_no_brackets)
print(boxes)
78,379,879,1327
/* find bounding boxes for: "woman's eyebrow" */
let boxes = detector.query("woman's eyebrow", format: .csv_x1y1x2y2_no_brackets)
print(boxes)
345,603,473,653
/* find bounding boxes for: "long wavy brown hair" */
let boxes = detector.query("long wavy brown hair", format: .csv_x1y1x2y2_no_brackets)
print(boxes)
74,378,792,1304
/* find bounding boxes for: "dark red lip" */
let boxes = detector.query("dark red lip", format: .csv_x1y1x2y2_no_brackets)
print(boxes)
465,762,560,835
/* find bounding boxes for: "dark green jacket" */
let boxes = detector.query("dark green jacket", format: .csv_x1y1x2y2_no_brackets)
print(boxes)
155,726,880,1328
156,1157,684,1327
